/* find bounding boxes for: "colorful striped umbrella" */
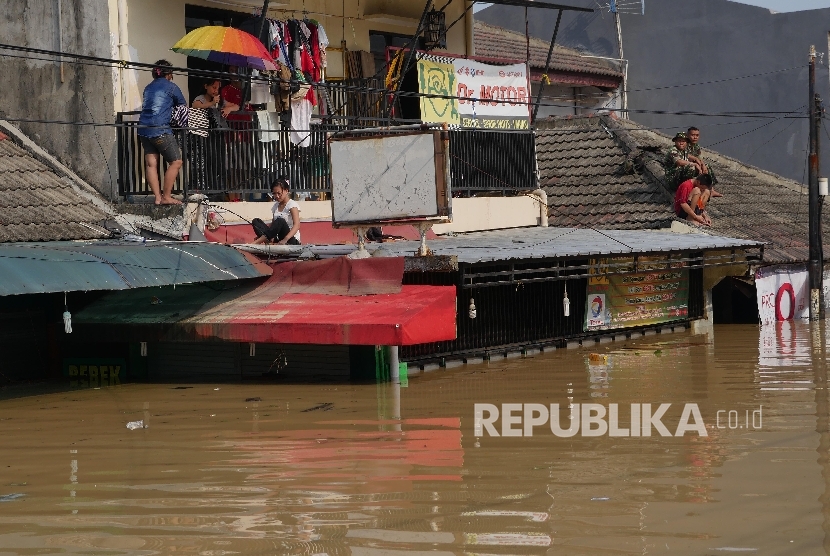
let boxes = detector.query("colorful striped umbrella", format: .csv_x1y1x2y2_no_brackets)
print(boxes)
172,26,277,71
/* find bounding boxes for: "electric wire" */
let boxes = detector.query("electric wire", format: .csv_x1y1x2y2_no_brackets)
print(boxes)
0,43,812,119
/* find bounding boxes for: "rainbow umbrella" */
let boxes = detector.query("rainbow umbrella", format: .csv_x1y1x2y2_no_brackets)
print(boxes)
172,26,277,71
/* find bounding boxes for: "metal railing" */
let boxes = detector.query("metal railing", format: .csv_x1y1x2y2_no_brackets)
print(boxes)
117,109,538,198
117,111,331,197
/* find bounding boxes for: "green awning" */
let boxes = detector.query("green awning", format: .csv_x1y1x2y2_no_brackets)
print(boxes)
0,241,271,296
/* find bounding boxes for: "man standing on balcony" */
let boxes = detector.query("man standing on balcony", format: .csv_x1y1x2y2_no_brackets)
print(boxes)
138,60,186,205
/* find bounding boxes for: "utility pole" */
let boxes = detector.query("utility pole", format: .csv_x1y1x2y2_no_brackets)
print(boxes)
613,7,627,118
808,45,823,320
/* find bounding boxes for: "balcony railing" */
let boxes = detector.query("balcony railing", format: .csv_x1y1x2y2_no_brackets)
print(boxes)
116,90,537,198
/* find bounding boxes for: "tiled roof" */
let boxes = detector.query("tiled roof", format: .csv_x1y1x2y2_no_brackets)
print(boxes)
0,133,109,242
536,117,675,230
473,21,623,81
535,114,828,264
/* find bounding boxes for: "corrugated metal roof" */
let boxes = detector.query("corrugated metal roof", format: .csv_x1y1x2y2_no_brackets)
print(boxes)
0,241,271,296
370,227,763,264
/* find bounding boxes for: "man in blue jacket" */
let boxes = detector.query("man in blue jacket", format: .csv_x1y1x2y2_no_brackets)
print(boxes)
138,60,186,205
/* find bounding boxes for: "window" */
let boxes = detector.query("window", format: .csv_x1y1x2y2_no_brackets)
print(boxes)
368,31,421,77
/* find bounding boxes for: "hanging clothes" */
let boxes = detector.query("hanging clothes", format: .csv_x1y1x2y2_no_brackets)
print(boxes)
317,23,329,69
290,98,312,147
249,69,271,106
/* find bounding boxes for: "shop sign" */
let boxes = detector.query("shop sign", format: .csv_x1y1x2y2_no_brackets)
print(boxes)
755,265,808,325
64,359,125,388
585,257,689,332
418,54,530,129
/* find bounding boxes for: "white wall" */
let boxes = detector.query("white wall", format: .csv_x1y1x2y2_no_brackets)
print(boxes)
204,196,542,233
125,0,473,100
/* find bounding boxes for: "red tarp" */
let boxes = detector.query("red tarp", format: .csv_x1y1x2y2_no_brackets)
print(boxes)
196,285,456,345
76,257,457,346
190,257,456,345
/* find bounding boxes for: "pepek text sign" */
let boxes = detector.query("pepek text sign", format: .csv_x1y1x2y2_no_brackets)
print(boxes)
418,53,530,130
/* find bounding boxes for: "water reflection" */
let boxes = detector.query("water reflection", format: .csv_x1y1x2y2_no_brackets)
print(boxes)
0,325,828,554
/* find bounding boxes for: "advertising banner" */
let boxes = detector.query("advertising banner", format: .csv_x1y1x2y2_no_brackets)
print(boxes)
418,53,530,129
585,257,689,332
755,264,809,325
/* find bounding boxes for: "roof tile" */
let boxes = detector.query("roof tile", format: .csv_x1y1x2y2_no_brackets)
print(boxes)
0,136,108,242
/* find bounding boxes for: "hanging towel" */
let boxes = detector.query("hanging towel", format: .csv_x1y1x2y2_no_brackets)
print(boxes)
256,110,281,143
290,98,312,147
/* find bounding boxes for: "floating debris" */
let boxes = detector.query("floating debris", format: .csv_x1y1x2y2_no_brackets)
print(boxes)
245,397,262,402
0,494,25,502
126,420,145,430
301,403,334,412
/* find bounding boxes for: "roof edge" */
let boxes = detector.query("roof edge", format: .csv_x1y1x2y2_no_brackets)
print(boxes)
0,119,115,216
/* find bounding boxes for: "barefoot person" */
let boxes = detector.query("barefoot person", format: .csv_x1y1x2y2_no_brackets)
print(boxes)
138,60,186,205
252,177,301,245
674,173,713,226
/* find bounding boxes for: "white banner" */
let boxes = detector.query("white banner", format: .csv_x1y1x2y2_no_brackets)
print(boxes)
454,60,530,128
755,265,809,325
417,54,530,130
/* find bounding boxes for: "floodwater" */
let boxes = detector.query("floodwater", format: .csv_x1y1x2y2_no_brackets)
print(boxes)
1,323,829,555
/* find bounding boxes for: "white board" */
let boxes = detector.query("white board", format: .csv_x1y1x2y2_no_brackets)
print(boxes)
330,133,446,225
755,264,809,325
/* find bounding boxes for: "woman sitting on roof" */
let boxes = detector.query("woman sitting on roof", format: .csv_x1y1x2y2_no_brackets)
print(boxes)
252,177,301,245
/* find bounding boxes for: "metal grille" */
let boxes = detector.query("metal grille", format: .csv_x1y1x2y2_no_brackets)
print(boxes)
318,77,393,128
401,261,588,362
688,264,705,320
449,130,537,196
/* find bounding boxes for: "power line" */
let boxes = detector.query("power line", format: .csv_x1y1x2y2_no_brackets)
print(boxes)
0,42,811,120
622,65,806,94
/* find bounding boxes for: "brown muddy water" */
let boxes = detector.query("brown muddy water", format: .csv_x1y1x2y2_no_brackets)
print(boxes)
0,323,829,555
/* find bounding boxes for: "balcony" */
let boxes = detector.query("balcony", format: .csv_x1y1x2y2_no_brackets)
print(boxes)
116,81,537,199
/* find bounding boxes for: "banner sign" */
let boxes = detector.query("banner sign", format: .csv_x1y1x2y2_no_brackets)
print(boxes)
418,54,530,130
755,264,808,325
585,257,689,332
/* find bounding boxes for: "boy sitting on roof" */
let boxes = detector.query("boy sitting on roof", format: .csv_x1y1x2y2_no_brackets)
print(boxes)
674,173,713,226
664,132,705,189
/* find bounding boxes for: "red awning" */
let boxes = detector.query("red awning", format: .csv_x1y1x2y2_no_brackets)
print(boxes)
75,257,457,346
192,285,456,345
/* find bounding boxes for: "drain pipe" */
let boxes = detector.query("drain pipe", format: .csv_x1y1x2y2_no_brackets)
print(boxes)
531,189,549,227
117,0,129,112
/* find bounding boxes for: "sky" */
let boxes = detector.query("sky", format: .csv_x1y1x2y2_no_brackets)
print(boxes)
473,1,830,12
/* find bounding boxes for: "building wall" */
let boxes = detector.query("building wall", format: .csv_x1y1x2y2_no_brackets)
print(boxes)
1,1,473,199
125,0,474,101
477,0,830,184
0,0,118,198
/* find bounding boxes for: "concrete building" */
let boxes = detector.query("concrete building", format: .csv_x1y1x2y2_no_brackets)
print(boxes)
477,0,830,184
1,0,478,198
